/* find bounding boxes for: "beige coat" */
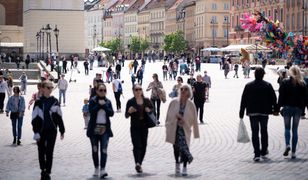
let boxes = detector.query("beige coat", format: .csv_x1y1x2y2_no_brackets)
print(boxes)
165,99,200,146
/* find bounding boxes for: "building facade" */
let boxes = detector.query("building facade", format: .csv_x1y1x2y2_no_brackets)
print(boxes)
23,0,85,57
195,0,230,52
230,0,285,45
285,0,308,36
0,0,23,56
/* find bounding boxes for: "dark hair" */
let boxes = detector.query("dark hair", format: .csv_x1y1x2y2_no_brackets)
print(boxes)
13,86,20,93
254,67,265,80
41,80,52,88
96,83,106,90
177,76,183,83
152,73,159,81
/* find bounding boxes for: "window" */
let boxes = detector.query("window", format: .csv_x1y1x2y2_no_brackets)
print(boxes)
212,3,217,10
224,3,229,10
211,16,217,23
292,13,295,30
212,28,217,38
297,12,301,29
224,29,228,38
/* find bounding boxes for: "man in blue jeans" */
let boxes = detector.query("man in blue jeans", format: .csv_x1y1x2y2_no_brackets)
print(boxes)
239,67,279,161
57,74,68,106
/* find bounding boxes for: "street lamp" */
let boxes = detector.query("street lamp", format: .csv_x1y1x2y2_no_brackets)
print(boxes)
41,26,46,61
224,16,229,46
303,0,307,35
0,31,2,58
45,24,52,60
36,32,40,61
255,39,261,64
210,18,215,47
53,25,60,80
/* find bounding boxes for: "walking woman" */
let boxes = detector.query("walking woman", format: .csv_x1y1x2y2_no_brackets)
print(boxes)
31,81,65,180
5,86,26,145
170,76,183,98
19,72,27,95
165,84,200,176
125,84,153,173
87,83,114,178
146,73,163,124
278,66,308,159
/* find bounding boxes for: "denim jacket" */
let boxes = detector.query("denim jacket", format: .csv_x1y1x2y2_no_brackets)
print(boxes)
6,95,26,113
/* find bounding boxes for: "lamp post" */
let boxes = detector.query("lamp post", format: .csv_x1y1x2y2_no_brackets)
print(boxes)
303,0,306,35
36,32,40,61
41,26,46,61
0,31,2,57
53,25,60,80
224,16,229,46
210,19,215,47
45,24,52,59
255,39,260,64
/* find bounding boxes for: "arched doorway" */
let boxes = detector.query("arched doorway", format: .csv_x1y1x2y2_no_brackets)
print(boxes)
0,4,5,25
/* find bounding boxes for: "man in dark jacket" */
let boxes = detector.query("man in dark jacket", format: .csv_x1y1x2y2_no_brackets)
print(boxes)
239,67,279,161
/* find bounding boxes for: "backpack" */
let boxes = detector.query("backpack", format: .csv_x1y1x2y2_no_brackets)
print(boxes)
117,82,123,94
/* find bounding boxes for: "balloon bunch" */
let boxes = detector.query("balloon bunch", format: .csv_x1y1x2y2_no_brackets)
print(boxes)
240,11,308,60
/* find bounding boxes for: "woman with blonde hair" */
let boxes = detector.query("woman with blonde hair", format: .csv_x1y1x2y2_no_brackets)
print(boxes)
165,84,200,176
278,66,308,159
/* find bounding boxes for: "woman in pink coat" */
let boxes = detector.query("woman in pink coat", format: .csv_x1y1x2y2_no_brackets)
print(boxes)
165,84,200,176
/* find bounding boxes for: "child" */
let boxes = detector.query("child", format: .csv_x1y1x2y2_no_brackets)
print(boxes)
82,98,90,129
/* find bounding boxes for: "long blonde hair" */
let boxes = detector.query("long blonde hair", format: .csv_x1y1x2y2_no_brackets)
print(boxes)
289,66,305,86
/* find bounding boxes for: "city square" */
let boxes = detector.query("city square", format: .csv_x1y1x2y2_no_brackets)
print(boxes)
0,0,308,180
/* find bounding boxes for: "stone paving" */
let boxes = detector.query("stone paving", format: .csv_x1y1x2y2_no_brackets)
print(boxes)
0,61,308,180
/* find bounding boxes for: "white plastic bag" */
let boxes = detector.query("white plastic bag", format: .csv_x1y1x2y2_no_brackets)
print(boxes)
237,119,250,143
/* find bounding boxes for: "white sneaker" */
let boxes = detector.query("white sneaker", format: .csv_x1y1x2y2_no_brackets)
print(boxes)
93,168,99,176
182,167,187,176
175,163,180,175
291,152,297,159
100,169,108,178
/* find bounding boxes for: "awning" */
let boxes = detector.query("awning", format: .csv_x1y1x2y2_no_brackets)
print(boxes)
201,47,221,52
220,44,271,52
91,46,111,52
0,42,23,47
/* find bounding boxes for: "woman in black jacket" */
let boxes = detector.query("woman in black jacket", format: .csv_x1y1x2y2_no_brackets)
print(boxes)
31,81,65,180
278,66,308,159
87,83,114,178
125,84,154,173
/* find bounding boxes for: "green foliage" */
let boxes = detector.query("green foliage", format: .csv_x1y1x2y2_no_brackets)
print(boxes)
129,36,150,53
164,30,188,54
100,38,122,54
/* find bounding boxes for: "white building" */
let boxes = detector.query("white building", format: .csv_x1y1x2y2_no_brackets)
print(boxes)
23,0,85,57
84,0,104,53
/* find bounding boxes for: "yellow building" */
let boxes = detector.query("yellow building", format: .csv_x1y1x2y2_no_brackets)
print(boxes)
195,0,230,52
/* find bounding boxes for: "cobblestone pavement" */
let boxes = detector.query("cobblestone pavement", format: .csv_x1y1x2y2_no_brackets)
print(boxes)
0,61,308,180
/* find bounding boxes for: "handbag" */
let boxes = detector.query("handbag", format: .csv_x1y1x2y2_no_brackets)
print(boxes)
10,112,19,119
237,119,250,143
146,111,157,128
94,124,106,135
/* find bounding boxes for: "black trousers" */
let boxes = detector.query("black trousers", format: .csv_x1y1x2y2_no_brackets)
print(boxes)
0,92,5,110
194,100,205,122
85,67,89,75
249,116,269,157
37,130,57,174
114,92,121,110
62,65,67,74
130,126,148,165
151,98,161,121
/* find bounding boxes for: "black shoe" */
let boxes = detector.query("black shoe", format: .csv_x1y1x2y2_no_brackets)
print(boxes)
200,121,204,124
283,146,291,156
12,138,16,144
253,156,260,162
0,110,3,114
157,121,160,125
17,139,21,145
135,164,143,173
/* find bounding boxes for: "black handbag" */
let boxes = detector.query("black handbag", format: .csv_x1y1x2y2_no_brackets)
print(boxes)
10,112,19,119
146,111,157,128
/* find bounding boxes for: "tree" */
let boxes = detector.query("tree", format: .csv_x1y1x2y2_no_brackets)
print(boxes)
129,36,141,54
164,30,188,54
140,38,150,53
100,38,122,54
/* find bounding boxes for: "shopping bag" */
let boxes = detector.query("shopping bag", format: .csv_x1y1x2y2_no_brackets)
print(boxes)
237,119,250,143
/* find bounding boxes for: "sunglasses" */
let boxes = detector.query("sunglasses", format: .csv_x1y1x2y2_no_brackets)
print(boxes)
134,88,142,91
98,89,107,92
181,88,189,91
46,86,54,90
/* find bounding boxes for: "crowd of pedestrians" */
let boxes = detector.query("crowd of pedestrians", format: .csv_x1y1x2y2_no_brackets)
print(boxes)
1,53,308,180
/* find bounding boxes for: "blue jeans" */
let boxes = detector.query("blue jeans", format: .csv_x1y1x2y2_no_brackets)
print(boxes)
59,89,66,105
90,133,109,169
282,106,302,152
11,116,23,139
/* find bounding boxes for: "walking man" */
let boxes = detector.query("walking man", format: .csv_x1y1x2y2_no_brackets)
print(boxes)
112,74,122,112
239,67,279,161
192,75,207,123
115,62,122,79
84,59,89,75
62,57,67,74
0,75,9,113
57,74,68,106
203,71,211,101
